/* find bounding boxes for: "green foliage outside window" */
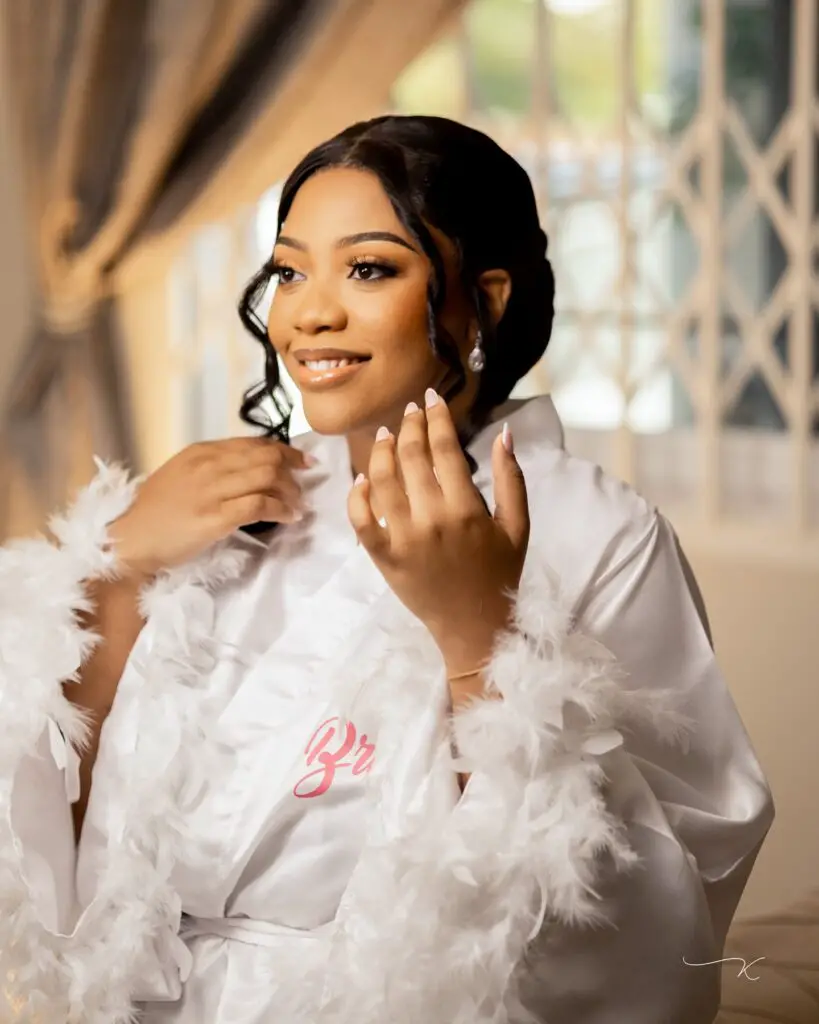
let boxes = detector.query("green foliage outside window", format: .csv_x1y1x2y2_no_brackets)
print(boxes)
393,0,665,131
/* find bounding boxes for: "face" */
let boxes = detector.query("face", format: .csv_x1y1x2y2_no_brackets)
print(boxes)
266,166,479,439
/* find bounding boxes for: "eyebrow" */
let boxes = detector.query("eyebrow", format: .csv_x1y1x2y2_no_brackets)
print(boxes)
275,231,418,254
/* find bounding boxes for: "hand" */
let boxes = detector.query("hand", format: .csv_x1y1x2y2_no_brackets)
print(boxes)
108,436,315,580
347,389,530,673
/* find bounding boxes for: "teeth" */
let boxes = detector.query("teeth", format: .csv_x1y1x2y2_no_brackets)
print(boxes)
304,359,359,370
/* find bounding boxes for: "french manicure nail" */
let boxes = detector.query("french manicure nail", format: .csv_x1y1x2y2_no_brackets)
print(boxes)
375,425,391,442
502,421,514,455
424,388,439,408
354,472,366,486
404,401,419,416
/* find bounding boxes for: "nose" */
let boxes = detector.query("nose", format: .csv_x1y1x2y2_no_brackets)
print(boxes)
292,279,347,336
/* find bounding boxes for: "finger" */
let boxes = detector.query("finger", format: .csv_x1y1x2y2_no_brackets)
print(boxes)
395,401,442,520
201,448,302,504
368,426,410,531
423,389,484,510
491,424,530,551
205,444,308,501
220,492,303,529
215,436,317,471
213,462,304,511
347,473,389,555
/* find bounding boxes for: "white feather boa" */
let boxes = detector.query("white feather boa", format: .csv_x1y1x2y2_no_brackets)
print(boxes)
309,558,690,1024
0,461,253,1023
0,461,689,1023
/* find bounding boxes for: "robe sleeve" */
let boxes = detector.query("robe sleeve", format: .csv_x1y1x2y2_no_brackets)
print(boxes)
0,461,191,1020
454,511,774,1024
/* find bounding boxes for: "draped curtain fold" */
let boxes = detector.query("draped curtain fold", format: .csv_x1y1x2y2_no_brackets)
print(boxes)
0,0,467,539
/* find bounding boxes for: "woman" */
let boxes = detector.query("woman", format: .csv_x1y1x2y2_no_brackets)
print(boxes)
1,116,772,1023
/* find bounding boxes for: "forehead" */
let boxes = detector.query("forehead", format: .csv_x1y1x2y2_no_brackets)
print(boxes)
282,167,404,235
279,164,461,277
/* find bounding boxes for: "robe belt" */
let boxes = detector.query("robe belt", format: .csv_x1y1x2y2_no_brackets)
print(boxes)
179,915,335,949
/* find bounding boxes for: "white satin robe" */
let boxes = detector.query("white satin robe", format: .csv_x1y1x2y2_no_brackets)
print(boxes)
1,395,773,1024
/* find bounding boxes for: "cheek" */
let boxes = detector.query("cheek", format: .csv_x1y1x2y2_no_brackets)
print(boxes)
359,279,427,327
354,279,432,359
265,279,430,346
437,288,473,353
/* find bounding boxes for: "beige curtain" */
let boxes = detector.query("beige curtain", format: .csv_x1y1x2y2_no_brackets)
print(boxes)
0,0,467,540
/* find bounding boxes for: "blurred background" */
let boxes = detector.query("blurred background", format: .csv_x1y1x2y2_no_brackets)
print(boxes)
0,1,817,1016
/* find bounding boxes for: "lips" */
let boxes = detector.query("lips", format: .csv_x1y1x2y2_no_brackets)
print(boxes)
293,349,370,363
290,353,370,390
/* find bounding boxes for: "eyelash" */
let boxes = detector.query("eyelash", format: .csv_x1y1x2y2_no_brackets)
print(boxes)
269,257,398,285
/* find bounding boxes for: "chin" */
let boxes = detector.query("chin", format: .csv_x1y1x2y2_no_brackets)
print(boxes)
299,394,372,437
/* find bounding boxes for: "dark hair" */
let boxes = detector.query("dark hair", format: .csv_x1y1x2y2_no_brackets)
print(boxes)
236,114,555,533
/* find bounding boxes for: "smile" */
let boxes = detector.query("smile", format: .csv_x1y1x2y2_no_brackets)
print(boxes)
292,357,370,389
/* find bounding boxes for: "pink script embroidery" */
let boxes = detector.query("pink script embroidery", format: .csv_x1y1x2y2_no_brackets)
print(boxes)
293,716,376,799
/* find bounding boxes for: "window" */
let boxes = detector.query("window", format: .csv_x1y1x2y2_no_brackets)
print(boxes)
168,0,819,548
393,0,819,537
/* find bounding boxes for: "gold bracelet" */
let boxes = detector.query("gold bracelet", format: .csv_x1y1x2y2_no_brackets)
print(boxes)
446,666,484,682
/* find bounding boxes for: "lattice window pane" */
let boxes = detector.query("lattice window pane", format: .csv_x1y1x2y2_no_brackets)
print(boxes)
466,0,536,119
390,0,819,537
166,0,819,543
546,0,620,131
391,28,466,119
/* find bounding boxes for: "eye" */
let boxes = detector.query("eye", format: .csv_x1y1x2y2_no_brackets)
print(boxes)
348,258,397,282
270,262,304,285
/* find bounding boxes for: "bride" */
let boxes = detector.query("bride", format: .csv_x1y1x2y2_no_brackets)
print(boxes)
1,114,773,1024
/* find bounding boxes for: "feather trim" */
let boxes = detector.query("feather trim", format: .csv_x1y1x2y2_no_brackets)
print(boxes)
313,558,692,1024
2,460,691,1024
0,461,251,1023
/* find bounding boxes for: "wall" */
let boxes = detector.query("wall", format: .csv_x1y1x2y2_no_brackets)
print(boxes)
681,539,819,921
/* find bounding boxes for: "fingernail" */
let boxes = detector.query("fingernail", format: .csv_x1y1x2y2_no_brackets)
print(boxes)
424,388,439,408
354,472,366,486
501,421,514,455
303,453,319,467
290,508,304,522
404,401,419,416
375,425,391,442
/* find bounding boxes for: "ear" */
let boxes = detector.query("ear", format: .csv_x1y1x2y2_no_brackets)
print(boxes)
476,268,512,327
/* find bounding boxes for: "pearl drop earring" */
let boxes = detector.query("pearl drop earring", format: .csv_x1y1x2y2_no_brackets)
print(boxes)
467,329,485,372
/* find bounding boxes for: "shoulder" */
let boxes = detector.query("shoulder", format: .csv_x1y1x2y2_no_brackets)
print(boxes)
472,396,662,604
520,439,660,607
